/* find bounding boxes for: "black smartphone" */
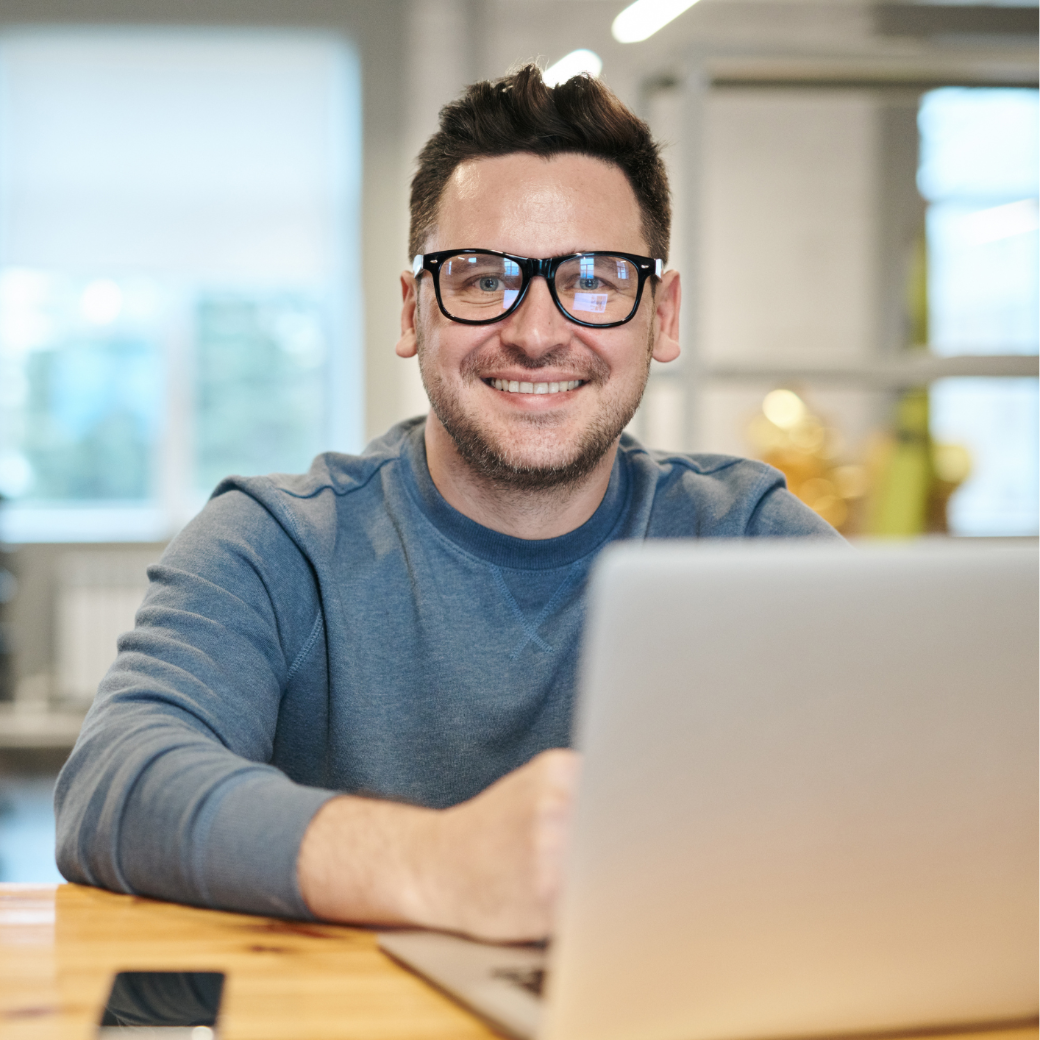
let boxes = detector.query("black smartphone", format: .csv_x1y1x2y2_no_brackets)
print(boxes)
97,971,225,1038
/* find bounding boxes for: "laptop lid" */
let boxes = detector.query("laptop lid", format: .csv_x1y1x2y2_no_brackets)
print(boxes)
541,541,1038,1040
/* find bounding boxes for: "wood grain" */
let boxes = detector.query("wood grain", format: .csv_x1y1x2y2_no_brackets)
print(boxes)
0,883,497,1040
1,884,1036,1040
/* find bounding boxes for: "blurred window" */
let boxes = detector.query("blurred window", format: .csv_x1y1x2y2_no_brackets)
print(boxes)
931,377,1038,537
919,87,1038,355
0,31,361,542
918,88,1039,536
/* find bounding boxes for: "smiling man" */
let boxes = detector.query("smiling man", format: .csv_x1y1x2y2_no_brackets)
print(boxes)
402,150,680,541
55,66,838,941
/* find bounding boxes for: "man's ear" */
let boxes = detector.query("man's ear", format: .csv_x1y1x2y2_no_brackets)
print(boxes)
396,271,418,358
651,269,681,364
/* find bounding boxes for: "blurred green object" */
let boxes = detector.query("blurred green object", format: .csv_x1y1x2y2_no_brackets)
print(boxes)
868,390,933,536
866,389,971,536
905,233,929,348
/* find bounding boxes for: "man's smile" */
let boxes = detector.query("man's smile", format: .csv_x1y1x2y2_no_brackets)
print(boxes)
485,378,585,395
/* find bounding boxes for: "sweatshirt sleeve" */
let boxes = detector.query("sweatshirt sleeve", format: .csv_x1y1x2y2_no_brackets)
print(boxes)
54,487,338,918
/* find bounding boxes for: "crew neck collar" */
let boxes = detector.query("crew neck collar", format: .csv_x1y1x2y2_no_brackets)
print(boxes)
400,422,630,570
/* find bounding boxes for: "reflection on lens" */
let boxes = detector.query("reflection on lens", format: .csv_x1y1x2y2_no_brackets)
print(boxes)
439,252,523,319
555,255,639,324
572,292,608,314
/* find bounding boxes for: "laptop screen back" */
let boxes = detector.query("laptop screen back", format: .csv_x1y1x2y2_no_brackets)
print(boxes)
543,542,1038,1040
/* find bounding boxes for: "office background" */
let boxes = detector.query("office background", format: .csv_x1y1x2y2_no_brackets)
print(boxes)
0,0,1037,881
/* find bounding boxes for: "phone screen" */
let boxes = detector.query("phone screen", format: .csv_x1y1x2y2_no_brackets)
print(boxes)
97,971,224,1037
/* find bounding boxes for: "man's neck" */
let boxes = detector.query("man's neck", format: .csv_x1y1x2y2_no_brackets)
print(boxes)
423,414,618,541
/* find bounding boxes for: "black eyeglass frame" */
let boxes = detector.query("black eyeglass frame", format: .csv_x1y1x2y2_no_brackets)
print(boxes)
412,249,664,329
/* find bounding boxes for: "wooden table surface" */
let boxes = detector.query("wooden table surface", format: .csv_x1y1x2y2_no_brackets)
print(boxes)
2,883,1037,1040
0,883,498,1040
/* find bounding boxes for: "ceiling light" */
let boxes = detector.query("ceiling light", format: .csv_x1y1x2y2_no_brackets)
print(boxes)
543,49,603,87
612,0,701,44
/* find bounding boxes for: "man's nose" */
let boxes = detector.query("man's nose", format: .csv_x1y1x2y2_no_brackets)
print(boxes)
500,275,570,355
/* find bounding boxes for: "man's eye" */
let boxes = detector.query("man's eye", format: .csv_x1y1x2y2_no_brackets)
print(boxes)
578,276,600,290
478,276,501,292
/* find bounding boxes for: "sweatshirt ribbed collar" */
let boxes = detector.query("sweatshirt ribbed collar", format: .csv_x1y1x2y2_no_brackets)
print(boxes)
400,421,630,571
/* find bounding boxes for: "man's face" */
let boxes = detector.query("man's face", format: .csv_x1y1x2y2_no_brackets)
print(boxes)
399,152,680,490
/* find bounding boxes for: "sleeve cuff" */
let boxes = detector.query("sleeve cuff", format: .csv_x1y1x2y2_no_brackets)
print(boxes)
193,770,339,919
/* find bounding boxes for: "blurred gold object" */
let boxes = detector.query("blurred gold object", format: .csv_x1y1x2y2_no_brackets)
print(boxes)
933,443,971,484
747,390,863,533
746,387,970,536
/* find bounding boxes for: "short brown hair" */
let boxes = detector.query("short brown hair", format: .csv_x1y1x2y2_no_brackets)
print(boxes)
409,64,671,263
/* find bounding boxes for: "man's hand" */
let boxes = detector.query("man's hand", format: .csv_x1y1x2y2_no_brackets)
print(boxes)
297,749,580,942
422,748,580,940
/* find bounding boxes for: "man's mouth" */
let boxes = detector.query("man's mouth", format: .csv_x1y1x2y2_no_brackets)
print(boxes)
485,378,585,395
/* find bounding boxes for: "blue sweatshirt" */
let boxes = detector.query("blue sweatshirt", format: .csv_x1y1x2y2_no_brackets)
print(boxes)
55,418,839,918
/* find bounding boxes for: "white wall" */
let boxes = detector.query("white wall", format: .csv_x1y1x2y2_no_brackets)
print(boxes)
695,88,885,457
700,90,879,368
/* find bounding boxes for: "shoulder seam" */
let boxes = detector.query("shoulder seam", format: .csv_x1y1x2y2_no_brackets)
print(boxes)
274,453,403,502
620,442,751,477
668,454,744,477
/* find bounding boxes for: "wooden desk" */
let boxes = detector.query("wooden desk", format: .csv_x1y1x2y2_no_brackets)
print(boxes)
0,883,497,1039
2,883,1037,1040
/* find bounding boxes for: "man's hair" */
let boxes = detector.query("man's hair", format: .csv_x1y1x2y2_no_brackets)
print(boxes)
409,64,671,263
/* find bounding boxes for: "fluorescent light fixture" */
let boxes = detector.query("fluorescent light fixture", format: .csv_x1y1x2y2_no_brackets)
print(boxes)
612,0,701,43
543,48,603,87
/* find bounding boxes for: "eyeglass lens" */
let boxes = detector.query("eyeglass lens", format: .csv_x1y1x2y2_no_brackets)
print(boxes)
438,253,641,324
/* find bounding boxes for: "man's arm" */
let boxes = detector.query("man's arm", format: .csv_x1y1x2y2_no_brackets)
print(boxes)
55,485,579,938
297,748,579,941
55,489,338,918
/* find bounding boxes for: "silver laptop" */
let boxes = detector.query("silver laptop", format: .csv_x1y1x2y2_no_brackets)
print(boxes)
380,541,1038,1040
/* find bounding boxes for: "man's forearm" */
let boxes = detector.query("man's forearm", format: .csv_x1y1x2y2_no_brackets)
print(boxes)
296,749,579,942
297,795,439,926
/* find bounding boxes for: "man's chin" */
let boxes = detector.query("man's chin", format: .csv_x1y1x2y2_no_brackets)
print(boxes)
456,448,610,493
437,414,625,492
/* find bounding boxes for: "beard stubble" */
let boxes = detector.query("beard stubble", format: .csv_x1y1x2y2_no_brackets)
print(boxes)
417,326,654,492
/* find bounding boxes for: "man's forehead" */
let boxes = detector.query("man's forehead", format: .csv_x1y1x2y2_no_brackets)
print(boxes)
428,151,647,255
448,151,622,191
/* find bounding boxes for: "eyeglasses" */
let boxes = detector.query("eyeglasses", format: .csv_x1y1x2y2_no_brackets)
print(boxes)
412,249,664,328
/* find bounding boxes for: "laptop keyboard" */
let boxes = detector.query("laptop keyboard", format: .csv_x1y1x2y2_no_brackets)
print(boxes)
492,967,546,998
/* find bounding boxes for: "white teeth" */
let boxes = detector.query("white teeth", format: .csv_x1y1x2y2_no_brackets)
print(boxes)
490,379,582,395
